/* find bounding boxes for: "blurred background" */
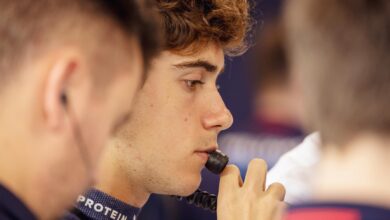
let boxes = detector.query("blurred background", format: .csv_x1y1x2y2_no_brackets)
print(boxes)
139,0,306,219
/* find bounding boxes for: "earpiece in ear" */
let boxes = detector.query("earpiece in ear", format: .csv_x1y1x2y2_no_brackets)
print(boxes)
60,92,67,107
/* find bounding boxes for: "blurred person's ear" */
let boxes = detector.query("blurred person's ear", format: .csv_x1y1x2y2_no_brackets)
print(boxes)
42,49,84,131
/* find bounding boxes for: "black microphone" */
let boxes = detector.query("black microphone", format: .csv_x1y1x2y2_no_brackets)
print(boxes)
176,149,229,212
205,150,229,175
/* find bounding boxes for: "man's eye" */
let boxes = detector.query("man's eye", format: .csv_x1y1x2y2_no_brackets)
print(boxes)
184,80,205,90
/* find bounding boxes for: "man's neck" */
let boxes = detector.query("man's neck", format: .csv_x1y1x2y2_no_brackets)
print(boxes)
95,151,150,208
312,134,390,208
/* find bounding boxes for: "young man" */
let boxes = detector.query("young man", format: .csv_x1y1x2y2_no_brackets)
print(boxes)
281,0,390,219
65,0,286,220
0,0,159,219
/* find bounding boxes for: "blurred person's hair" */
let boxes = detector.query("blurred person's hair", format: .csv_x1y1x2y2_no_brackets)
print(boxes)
252,21,288,90
155,0,254,56
0,0,160,89
285,0,390,145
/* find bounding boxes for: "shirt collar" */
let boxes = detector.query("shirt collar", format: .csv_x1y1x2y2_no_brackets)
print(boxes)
0,183,37,220
74,188,141,220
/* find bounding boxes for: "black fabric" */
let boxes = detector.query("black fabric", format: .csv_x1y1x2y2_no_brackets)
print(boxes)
0,183,37,220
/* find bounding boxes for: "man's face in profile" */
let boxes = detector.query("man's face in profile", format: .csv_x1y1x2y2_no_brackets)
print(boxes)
115,42,233,196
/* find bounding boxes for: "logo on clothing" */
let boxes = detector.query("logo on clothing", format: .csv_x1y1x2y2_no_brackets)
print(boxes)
77,195,132,220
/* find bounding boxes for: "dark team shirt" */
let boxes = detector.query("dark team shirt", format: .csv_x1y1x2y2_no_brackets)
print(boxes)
0,183,37,220
63,188,141,220
284,202,390,220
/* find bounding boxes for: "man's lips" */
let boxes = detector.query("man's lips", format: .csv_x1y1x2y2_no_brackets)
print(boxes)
194,147,218,162
195,151,209,162
194,147,218,154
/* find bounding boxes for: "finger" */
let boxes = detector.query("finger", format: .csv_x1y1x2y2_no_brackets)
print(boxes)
219,165,243,194
266,182,286,201
243,159,268,192
273,201,288,220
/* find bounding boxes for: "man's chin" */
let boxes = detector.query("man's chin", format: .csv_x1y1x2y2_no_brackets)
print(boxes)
158,177,201,196
174,179,202,196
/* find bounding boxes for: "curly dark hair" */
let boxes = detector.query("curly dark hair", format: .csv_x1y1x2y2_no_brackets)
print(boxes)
156,0,254,56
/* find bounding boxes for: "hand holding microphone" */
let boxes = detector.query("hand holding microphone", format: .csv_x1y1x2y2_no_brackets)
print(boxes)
217,159,286,220
180,149,286,220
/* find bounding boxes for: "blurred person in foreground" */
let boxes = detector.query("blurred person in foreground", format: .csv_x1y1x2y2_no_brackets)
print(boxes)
64,1,286,220
281,0,390,219
0,0,160,219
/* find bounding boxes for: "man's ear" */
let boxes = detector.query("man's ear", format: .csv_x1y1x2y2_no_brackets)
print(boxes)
43,51,80,130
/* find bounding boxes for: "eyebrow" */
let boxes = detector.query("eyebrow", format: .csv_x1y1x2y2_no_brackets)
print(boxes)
173,59,224,74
